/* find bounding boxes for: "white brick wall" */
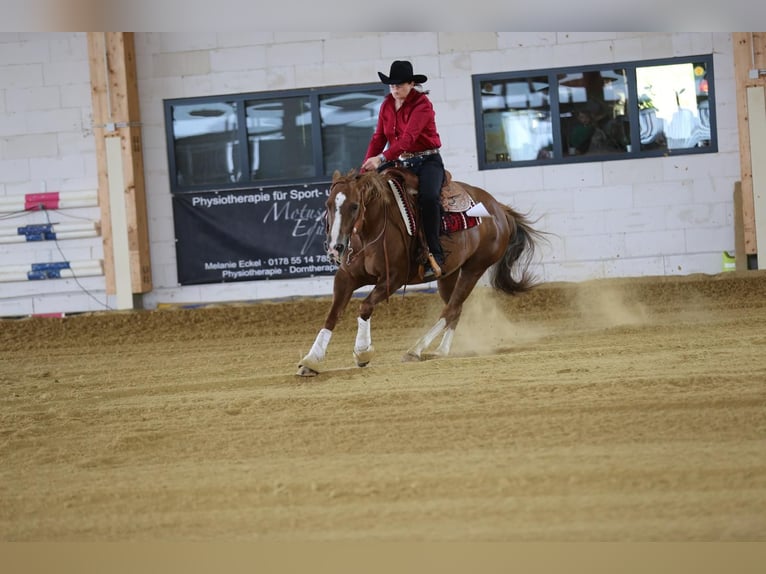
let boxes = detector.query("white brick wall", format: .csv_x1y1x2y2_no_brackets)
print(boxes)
0,32,746,317
0,32,104,317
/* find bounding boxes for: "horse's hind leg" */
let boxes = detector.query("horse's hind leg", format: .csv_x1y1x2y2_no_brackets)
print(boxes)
404,272,458,360
405,269,483,360
431,272,459,356
433,326,456,357
404,317,448,361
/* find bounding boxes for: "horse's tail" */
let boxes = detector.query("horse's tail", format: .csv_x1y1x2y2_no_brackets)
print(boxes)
490,205,545,295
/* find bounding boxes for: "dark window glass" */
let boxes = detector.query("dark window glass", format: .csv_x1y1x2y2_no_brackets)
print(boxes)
171,101,241,186
473,55,716,169
320,92,383,176
246,96,313,181
165,84,385,193
480,75,553,163
559,69,630,156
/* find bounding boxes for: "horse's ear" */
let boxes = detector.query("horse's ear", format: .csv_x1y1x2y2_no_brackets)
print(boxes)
332,170,342,182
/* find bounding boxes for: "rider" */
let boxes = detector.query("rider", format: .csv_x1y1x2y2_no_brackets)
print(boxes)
361,60,445,280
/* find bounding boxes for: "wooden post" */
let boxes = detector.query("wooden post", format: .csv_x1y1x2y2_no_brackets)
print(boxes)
106,136,134,309
733,181,747,270
87,32,114,293
732,32,766,260
747,85,766,266
87,32,152,295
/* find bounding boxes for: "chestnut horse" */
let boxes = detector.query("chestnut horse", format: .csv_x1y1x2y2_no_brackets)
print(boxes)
296,167,544,376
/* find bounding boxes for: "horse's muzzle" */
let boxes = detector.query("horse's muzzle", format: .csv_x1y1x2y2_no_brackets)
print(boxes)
327,241,347,265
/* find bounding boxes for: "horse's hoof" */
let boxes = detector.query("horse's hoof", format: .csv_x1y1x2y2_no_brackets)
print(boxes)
297,354,321,376
296,365,319,377
401,351,422,362
353,346,374,367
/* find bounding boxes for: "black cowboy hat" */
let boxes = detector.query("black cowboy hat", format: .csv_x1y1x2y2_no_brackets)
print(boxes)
377,60,427,85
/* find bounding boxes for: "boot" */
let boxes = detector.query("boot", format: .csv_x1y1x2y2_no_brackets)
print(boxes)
422,252,444,281
420,200,444,280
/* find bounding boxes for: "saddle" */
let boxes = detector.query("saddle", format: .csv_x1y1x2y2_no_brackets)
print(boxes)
385,167,473,213
383,167,483,280
383,167,483,242
439,171,474,213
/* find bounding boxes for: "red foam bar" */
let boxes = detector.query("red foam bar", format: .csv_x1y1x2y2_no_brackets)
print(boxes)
24,192,60,211
32,312,65,318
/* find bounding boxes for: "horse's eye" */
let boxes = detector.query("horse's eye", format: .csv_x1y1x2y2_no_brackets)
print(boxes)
349,203,359,212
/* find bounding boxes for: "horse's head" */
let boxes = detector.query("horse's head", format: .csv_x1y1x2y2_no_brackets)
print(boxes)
325,170,363,265
325,169,391,265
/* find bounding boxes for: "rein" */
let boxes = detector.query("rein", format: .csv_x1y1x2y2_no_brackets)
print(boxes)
346,199,389,262
344,178,393,296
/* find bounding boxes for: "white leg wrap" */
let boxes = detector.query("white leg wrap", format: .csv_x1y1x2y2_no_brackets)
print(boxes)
434,328,455,356
354,316,371,353
408,317,447,357
308,328,333,361
422,317,447,349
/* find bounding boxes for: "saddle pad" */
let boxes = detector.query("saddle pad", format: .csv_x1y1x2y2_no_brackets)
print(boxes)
442,211,481,234
388,177,416,236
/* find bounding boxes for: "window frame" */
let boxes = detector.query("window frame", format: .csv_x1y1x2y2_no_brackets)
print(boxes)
472,54,717,170
164,83,386,194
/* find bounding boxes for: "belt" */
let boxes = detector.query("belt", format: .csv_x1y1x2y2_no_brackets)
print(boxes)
398,148,440,160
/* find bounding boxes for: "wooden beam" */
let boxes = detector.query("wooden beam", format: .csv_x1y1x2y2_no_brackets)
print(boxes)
755,32,766,69
733,33,757,255
732,32,766,258
87,32,152,294
733,181,747,270
748,85,766,264
87,32,114,294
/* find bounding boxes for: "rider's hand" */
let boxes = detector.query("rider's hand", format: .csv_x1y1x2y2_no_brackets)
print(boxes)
361,156,380,172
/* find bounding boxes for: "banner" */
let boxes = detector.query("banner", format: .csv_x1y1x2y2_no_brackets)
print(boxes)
172,183,338,285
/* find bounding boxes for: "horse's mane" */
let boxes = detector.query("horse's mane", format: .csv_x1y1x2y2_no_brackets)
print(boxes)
355,171,394,206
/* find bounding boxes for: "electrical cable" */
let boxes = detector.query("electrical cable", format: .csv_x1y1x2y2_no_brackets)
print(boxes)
42,207,113,312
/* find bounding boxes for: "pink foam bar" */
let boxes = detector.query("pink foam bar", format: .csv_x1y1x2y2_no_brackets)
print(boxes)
24,192,60,210
0,190,97,213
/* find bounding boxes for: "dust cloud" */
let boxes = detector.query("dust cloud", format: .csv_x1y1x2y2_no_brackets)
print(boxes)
452,288,548,355
574,281,649,329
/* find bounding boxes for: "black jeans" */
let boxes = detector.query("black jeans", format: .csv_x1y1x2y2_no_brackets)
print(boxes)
406,153,445,262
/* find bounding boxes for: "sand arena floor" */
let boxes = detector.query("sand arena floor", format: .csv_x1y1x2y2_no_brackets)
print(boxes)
1,272,765,541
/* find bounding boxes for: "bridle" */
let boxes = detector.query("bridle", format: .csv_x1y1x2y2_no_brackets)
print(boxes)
325,174,395,292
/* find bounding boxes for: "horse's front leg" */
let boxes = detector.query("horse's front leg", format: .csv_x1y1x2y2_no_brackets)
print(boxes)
353,315,373,367
297,328,333,377
352,279,403,367
297,270,357,377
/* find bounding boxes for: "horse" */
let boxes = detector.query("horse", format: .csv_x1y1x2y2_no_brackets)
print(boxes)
296,166,544,376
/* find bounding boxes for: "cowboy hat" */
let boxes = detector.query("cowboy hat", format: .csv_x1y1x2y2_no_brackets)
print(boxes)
377,60,427,85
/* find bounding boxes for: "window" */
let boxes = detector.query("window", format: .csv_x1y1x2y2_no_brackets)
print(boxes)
165,84,385,192
473,55,716,168
170,100,241,187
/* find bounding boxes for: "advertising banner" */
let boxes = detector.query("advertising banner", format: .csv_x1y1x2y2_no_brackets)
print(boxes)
172,183,337,285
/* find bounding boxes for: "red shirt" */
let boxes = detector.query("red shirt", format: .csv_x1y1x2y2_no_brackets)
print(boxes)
364,88,442,162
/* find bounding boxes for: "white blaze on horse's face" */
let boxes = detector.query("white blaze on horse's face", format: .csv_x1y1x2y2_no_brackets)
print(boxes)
327,191,347,264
